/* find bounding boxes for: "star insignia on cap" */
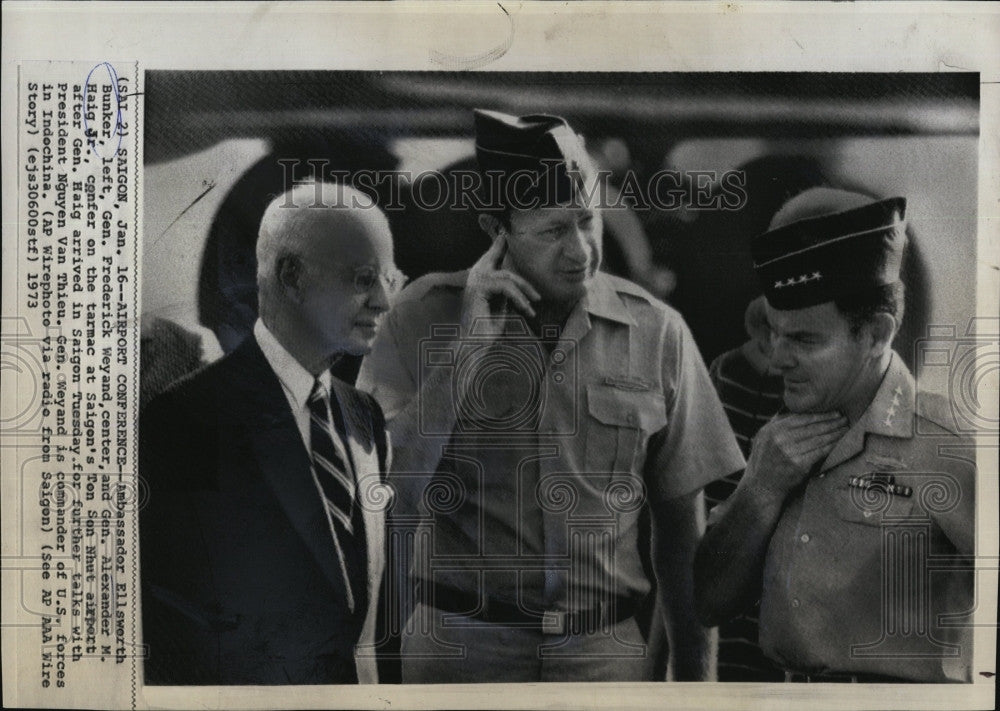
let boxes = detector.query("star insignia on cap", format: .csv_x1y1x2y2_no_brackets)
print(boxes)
774,271,822,289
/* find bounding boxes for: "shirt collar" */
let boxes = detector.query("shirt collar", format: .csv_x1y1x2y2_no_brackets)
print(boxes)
819,352,914,472
858,351,915,439
253,319,328,409
579,273,637,327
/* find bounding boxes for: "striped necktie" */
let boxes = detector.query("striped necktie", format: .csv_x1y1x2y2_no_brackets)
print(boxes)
308,379,356,535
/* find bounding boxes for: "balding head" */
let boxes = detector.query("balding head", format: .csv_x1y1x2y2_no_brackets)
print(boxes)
255,181,397,373
257,182,390,296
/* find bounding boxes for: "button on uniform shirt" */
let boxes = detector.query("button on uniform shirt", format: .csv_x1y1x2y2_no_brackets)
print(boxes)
713,353,975,682
358,270,745,611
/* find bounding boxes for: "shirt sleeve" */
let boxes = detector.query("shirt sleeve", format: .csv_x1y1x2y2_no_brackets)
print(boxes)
645,314,746,502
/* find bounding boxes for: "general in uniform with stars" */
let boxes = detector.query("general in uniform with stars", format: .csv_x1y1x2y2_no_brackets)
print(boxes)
694,188,975,683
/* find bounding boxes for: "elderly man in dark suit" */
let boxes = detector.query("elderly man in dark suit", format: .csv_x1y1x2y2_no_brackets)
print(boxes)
140,181,399,684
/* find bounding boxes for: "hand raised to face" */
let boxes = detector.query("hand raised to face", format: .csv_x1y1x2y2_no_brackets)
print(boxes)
746,412,849,503
461,234,541,337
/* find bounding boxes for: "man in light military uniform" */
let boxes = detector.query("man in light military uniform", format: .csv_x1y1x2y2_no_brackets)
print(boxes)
358,109,744,682
694,188,975,682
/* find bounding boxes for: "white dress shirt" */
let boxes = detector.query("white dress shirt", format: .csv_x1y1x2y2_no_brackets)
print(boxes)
254,318,325,448
253,318,359,608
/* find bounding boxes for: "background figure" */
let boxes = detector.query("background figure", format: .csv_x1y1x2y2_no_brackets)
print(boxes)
705,295,784,682
587,137,677,300
139,316,205,411
707,296,785,469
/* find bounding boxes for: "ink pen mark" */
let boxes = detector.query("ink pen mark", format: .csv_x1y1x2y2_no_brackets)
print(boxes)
151,180,217,250
429,3,513,70
82,62,127,159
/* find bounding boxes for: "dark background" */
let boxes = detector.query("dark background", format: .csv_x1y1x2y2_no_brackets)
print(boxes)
141,71,978,396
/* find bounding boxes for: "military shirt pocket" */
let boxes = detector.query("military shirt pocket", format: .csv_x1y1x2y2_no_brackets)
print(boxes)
585,384,668,477
832,475,916,527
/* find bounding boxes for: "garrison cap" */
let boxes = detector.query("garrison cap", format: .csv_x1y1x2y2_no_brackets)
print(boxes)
473,108,593,209
751,188,907,310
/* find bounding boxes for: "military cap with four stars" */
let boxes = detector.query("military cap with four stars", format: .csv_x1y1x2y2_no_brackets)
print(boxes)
751,187,907,310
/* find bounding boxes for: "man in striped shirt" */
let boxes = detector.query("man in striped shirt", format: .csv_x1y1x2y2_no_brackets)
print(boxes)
706,295,784,681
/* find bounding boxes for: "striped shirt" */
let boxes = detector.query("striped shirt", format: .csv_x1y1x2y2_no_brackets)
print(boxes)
705,347,784,508
706,345,785,682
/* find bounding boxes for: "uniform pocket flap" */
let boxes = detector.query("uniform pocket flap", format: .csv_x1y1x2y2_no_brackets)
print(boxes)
587,384,666,431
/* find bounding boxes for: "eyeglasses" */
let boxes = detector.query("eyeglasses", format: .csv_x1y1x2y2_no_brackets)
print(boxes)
352,265,406,295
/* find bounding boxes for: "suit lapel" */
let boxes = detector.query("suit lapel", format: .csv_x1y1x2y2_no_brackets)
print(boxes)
225,339,349,595
331,380,387,682
330,380,387,608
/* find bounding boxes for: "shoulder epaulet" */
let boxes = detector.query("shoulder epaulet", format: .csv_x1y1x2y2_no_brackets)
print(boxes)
604,273,656,303
601,274,671,317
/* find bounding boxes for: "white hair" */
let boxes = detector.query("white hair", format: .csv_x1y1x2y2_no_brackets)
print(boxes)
255,180,379,301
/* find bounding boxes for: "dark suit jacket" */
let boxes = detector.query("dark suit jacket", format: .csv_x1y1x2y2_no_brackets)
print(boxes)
139,336,390,684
